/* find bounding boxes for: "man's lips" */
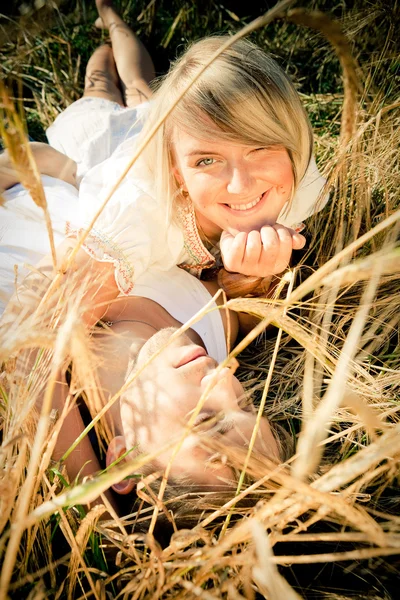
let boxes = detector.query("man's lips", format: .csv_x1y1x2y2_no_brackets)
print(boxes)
221,188,270,214
175,346,208,368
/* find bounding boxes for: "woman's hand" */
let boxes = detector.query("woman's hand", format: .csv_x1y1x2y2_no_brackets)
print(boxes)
220,224,306,277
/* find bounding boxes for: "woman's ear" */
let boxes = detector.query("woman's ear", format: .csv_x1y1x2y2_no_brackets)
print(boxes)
106,436,136,495
172,165,185,188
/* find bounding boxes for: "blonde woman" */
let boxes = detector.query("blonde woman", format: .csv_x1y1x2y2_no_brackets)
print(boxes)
52,0,327,326
3,0,328,328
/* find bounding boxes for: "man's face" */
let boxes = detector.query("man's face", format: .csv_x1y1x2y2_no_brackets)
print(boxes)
120,328,279,486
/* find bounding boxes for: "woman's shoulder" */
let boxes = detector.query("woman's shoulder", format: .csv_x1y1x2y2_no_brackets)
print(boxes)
79,137,157,202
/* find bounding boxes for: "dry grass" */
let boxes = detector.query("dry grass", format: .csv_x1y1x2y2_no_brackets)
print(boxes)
0,84,57,268
0,1,399,599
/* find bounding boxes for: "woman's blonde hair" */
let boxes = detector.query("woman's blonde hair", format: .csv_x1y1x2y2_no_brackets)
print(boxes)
138,35,313,223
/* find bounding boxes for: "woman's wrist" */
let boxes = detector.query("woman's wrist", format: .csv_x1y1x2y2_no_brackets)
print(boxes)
217,268,272,299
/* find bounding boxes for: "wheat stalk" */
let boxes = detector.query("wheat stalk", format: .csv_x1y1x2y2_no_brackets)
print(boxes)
1,2,399,597
0,84,57,271
285,9,361,147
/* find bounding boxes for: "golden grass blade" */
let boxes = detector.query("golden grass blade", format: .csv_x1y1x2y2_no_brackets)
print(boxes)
285,9,361,147
0,438,28,535
176,580,219,599
270,546,400,565
7,554,71,594
315,422,400,495
56,506,101,600
67,504,107,600
292,266,382,480
192,471,389,583
286,208,400,306
220,272,296,536
0,311,78,597
320,248,400,288
271,532,400,544
226,299,342,382
162,8,184,49
0,84,57,270
250,520,302,600
341,390,386,441
1,3,399,597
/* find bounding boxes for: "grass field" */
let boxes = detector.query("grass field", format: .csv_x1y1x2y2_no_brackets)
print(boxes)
0,1,399,598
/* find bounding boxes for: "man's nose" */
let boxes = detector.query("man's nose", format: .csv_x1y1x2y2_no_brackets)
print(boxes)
226,164,255,196
203,358,238,386
201,362,238,402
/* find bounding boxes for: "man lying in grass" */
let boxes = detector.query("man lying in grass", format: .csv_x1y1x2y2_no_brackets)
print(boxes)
49,271,284,530
87,273,281,497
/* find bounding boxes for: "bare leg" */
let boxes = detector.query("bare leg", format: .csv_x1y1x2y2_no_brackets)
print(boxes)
83,43,124,105
95,0,155,108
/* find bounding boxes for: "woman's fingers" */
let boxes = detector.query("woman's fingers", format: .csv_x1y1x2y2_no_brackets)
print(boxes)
286,227,306,250
272,224,293,274
220,224,307,277
220,230,248,272
241,230,262,273
259,226,280,275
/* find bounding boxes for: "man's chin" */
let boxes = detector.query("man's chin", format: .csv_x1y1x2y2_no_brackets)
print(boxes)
136,326,181,363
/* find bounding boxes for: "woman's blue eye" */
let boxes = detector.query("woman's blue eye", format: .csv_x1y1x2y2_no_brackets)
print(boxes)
197,157,215,166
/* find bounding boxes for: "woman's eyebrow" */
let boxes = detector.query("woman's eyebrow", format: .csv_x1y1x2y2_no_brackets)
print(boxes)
185,149,217,157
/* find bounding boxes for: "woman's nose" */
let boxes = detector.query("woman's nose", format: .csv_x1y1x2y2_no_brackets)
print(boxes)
226,164,255,195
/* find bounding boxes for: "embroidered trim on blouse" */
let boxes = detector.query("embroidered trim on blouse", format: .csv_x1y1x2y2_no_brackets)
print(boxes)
66,222,135,294
175,201,216,276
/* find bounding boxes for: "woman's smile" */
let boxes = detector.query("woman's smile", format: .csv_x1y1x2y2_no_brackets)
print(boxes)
221,188,270,213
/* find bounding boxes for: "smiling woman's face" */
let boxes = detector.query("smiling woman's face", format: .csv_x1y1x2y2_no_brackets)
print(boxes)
120,328,279,486
172,125,294,241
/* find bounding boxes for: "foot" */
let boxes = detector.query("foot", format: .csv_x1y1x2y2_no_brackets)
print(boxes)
94,16,106,29
95,0,118,30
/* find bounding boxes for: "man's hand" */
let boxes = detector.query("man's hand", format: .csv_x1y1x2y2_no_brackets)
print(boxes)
220,224,306,277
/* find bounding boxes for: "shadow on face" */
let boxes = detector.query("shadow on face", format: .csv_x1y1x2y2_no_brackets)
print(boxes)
118,327,280,488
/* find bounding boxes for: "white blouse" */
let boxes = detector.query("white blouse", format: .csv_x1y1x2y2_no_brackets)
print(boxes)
69,147,186,294
0,176,79,314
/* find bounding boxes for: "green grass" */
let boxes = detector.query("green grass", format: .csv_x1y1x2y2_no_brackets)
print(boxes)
1,0,384,138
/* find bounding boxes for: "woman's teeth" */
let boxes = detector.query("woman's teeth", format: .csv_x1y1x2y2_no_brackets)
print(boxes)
228,194,263,211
